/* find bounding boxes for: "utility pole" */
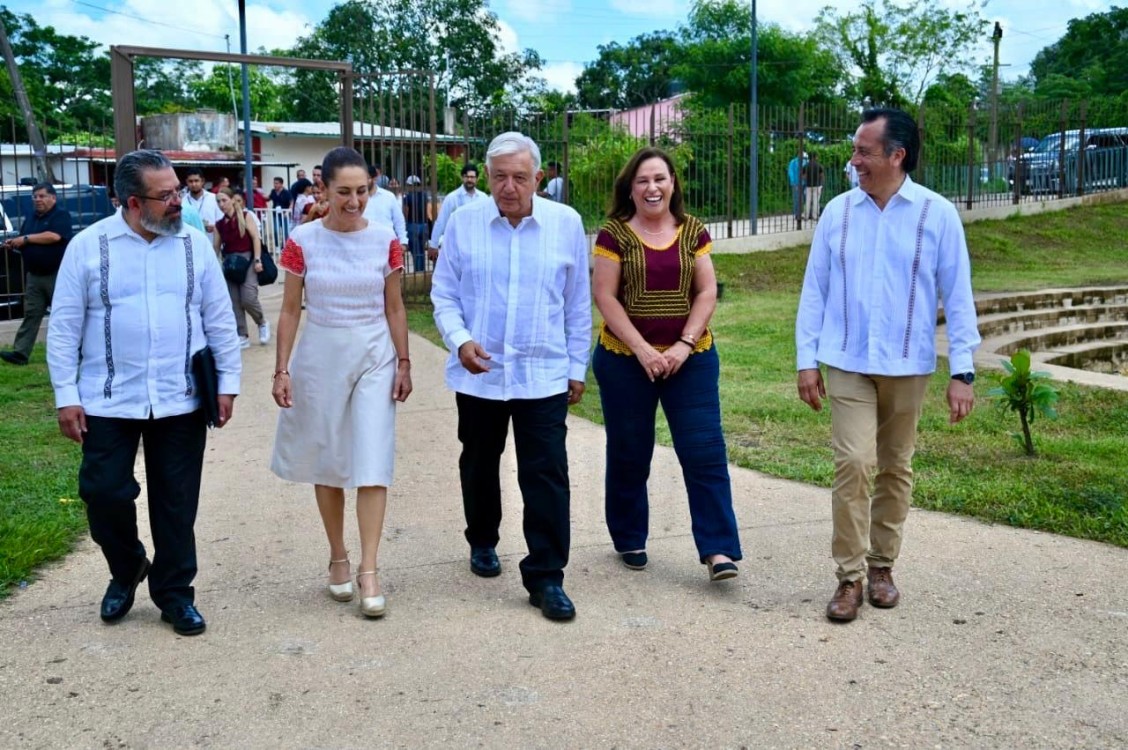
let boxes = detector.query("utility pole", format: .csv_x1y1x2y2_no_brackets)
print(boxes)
0,17,56,183
989,22,1003,175
749,0,758,235
238,0,253,201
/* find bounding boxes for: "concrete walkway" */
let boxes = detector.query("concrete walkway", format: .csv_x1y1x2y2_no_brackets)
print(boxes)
2,287,1127,749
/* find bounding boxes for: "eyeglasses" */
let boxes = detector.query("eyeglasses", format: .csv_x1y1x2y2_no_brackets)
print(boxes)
134,191,182,204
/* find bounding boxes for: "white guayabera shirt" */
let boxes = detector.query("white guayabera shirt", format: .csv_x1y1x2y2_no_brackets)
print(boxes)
431,196,592,401
47,212,242,418
796,175,981,377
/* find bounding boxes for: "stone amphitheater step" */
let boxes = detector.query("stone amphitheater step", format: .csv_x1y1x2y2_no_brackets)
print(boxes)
937,285,1128,392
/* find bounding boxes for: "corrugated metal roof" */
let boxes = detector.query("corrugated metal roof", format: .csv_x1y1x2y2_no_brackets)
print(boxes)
251,121,465,143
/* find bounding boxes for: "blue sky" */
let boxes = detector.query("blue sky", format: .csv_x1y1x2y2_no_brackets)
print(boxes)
8,0,1116,94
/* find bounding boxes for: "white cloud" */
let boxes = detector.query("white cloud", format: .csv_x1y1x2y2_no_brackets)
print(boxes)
17,0,313,60
606,0,687,20
541,61,583,94
495,18,521,55
502,0,573,24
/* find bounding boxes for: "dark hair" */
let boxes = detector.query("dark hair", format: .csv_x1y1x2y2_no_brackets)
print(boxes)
313,164,322,171
367,165,378,178
460,162,478,177
607,147,686,223
290,178,313,195
273,176,284,184
33,182,56,195
861,108,920,173
184,167,203,179
320,147,368,185
114,149,173,204
547,160,561,171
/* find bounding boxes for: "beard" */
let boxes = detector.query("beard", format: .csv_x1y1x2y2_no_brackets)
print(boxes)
140,209,182,237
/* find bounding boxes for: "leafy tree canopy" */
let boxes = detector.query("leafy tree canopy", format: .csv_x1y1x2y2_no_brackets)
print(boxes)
675,0,845,109
0,8,110,135
574,32,683,110
1029,6,1128,99
814,0,987,108
282,0,544,119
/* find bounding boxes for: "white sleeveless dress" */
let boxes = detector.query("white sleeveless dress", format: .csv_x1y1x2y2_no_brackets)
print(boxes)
270,220,404,489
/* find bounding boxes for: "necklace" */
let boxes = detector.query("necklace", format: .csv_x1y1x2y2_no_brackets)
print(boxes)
636,223,672,237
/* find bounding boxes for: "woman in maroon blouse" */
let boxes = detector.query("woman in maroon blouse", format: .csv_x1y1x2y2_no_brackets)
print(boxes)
591,147,742,581
214,188,268,348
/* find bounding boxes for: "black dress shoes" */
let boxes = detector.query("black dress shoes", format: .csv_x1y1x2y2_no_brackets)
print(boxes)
528,585,575,621
470,546,501,577
100,558,151,623
0,350,29,366
160,604,207,636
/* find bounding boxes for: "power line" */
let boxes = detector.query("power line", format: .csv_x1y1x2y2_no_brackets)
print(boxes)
72,1,228,40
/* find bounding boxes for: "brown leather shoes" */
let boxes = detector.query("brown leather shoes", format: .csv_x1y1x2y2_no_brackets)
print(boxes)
826,579,863,621
867,566,900,608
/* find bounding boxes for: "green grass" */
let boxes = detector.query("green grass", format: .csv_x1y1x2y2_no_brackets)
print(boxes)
0,345,86,598
426,202,1128,548
5,203,1127,596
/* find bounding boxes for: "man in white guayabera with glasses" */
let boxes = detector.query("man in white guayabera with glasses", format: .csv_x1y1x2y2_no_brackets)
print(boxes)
47,149,241,637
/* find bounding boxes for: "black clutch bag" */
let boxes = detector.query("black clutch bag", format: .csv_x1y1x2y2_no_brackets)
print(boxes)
191,346,220,428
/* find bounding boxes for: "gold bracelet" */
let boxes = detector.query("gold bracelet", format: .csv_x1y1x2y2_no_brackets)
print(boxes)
272,370,289,380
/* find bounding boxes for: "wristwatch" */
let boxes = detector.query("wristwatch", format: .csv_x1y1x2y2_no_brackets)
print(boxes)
951,372,975,385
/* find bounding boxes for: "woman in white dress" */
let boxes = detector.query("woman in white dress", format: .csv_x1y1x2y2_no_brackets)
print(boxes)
270,147,412,618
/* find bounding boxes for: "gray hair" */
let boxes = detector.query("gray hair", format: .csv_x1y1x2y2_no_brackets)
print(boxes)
114,149,173,204
485,132,541,173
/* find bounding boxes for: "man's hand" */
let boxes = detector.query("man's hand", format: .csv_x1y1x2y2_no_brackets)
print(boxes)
426,247,438,263
58,406,87,444
947,380,975,424
797,368,826,412
567,379,585,405
458,341,491,374
204,222,215,233
216,395,235,428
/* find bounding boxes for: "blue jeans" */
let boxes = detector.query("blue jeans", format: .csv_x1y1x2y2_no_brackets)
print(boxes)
592,344,741,561
407,222,428,272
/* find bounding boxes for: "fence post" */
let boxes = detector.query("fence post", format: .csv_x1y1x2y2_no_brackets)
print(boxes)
917,101,927,184
966,102,976,210
726,104,734,239
1012,102,1023,205
796,103,806,229
562,112,570,205
1075,100,1087,197
1057,101,1068,199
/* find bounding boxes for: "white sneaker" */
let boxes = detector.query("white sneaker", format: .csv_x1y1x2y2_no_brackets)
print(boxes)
239,336,251,349
258,321,271,345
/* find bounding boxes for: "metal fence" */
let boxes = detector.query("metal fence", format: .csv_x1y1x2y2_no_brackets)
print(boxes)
5,95,1128,316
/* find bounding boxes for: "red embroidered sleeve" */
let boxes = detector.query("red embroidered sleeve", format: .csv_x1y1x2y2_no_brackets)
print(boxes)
280,237,305,276
388,238,404,272
592,227,622,262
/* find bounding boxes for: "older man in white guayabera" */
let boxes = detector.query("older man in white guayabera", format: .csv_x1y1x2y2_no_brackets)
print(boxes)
431,132,592,622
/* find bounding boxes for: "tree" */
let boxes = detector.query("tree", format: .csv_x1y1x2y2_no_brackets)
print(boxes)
1030,7,1128,99
677,0,845,110
814,0,988,108
0,8,110,137
281,0,544,121
189,65,290,122
574,32,683,110
134,58,204,116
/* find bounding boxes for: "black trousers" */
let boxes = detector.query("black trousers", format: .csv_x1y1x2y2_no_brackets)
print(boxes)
78,410,207,611
456,392,570,592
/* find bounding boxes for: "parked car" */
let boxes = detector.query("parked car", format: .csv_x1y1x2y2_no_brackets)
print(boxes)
0,184,113,321
0,183,114,238
1,201,24,320
1012,128,1128,194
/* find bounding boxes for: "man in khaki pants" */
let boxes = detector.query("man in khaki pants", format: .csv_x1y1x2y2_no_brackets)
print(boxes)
794,108,981,622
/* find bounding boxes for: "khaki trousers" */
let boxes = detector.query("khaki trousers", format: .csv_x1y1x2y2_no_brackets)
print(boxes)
826,367,930,582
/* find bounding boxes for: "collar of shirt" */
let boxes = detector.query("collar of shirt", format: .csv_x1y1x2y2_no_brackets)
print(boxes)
100,208,190,243
849,173,921,209
489,196,546,229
